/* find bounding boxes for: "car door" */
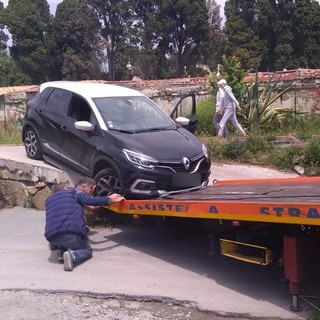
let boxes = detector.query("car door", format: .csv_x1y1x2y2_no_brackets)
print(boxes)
35,87,70,160
58,94,100,176
169,93,197,133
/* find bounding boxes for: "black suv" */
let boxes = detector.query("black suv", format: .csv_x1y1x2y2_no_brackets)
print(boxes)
22,81,211,199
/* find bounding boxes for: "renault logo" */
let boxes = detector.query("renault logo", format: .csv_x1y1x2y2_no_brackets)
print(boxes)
182,157,191,170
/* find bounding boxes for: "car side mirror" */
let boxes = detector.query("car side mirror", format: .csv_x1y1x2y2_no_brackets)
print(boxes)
175,116,190,126
74,121,93,131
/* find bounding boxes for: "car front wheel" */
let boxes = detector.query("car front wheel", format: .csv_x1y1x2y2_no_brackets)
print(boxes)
23,127,43,160
94,168,123,196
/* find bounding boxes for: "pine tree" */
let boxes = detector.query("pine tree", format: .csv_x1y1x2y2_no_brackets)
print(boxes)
206,0,224,72
88,0,133,80
0,2,9,53
156,0,211,77
2,0,52,83
49,0,101,80
224,0,265,71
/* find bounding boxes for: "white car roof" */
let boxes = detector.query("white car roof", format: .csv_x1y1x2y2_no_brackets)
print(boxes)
39,81,144,99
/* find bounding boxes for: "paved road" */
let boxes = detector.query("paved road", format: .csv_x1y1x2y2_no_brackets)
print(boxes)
0,207,311,319
0,145,310,319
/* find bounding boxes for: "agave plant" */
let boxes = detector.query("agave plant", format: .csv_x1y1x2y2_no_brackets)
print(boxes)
239,72,294,132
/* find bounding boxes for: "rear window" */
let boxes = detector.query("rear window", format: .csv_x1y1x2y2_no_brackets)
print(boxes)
44,88,71,116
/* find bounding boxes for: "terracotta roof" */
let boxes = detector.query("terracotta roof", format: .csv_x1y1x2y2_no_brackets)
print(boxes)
244,69,320,82
1,69,319,95
0,85,38,96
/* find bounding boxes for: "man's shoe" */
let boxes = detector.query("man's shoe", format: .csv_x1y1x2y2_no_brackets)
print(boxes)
48,242,57,251
63,251,75,271
57,251,64,263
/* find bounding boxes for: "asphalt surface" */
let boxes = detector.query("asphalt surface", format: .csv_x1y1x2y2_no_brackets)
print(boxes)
0,145,314,319
0,206,313,320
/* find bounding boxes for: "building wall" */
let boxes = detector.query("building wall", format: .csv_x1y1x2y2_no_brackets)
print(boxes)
1,71,320,124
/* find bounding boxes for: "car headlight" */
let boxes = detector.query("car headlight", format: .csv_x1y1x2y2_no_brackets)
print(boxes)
202,144,209,159
123,149,158,169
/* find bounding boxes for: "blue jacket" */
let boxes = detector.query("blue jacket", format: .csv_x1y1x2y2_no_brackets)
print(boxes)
44,189,111,241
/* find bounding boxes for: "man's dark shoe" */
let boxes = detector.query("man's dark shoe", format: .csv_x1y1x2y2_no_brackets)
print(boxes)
48,242,58,251
57,251,64,263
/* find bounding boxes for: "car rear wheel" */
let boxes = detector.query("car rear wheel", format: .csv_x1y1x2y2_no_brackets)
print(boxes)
94,168,123,196
24,127,43,160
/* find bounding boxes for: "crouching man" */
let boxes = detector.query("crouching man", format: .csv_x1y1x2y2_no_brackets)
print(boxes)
44,177,125,271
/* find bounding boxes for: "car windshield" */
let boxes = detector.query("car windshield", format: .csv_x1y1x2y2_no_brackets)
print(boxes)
93,96,175,132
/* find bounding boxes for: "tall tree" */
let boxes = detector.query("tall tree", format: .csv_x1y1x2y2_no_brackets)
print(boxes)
0,2,8,52
256,0,278,71
50,0,102,80
224,0,265,71
156,0,211,77
126,0,161,79
88,0,133,80
0,52,31,86
2,0,52,83
205,0,224,72
272,0,295,70
290,0,320,68
223,0,320,71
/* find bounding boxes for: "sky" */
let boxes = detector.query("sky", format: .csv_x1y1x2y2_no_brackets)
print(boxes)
2,0,227,16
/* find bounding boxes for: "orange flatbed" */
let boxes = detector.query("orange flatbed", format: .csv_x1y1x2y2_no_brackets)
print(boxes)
1,148,318,309
109,176,320,226
109,176,320,308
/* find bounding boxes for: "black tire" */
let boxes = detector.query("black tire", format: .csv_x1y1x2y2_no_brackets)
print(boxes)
23,127,43,160
94,168,123,196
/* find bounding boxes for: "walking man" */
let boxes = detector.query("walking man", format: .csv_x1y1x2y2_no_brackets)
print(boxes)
213,84,228,137
217,79,246,137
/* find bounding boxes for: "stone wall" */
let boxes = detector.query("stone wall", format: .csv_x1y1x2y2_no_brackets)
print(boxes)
0,155,75,211
244,69,320,115
1,73,320,121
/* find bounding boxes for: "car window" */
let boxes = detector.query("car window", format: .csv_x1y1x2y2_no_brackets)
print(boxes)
93,96,173,131
45,88,71,116
68,95,92,122
29,87,52,107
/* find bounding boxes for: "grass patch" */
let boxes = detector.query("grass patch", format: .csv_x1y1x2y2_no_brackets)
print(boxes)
0,122,22,144
197,96,320,175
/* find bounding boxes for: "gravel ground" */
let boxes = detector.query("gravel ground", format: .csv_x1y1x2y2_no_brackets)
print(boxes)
0,289,253,320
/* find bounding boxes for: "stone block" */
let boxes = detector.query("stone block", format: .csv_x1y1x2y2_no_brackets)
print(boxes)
0,180,30,208
32,186,52,211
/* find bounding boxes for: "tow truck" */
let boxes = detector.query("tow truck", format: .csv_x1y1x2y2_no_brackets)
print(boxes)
108,176,320,312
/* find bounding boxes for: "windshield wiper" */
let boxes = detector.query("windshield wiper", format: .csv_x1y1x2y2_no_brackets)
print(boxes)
109,128,135,134
139,127,170,133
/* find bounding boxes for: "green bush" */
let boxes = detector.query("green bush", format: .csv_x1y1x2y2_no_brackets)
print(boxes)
303,137,320,175
206,135,274,164
290,116,320,141
220,139,247,160
195,96,216,136
270,146,303,170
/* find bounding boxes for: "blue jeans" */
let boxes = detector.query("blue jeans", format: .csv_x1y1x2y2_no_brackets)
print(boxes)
50,233,92,265
213,112,228,137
